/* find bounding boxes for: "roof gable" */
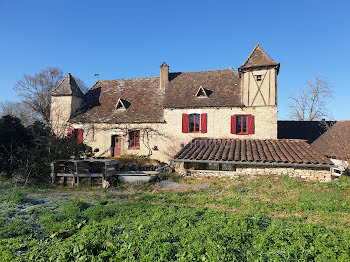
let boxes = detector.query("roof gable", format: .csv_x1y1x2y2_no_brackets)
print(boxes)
52,73,84,97
239,45,279,72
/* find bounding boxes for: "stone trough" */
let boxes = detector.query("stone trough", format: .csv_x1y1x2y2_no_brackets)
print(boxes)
116,171,159,183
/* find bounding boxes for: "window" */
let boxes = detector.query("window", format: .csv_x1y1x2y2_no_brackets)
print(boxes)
256,75,262,81
184,162,236,171
67,128,84,143
231,115,254,135
189,113,200,132
128,130,140,149
115,98,130,110
237,115,248,134
195,86,209,98
182,113,207,133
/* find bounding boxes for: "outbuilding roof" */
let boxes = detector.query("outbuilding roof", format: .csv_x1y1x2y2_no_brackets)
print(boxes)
173,138,332,166
311,121,350,160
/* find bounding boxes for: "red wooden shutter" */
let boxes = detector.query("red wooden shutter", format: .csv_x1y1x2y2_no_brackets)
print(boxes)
182,114,189,133
231,116,237,134
78,129,84,143
200,113,207,133
67,129,73,139
248,116,255,134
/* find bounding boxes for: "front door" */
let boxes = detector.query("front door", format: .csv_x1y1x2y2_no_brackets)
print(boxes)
112,135,121,157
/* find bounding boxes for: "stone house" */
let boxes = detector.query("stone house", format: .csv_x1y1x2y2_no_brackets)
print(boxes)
50,45,333,181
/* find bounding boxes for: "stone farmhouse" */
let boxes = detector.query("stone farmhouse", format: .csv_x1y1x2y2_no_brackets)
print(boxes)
50,45,334,181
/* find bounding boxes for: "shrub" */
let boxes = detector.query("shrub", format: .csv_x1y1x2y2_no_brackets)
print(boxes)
0,115,92,185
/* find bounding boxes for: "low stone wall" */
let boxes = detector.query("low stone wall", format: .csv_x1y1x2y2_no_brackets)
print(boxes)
178,164,332,182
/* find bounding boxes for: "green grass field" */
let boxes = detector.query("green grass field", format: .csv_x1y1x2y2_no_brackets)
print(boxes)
1,174,350,261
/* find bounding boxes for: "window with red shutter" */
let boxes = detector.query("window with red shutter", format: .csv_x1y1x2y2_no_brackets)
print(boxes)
128,130,140,149
183,113,208,133
232,115,254,135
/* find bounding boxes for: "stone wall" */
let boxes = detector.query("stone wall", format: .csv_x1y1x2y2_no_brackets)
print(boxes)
51,95,83,137
67,106,277,163
181,164,332,182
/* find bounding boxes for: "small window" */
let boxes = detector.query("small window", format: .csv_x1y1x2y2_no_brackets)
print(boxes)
128,130,140,149
116,98,127,110
189,113,200,133
195,86,209,98
256,75,262,81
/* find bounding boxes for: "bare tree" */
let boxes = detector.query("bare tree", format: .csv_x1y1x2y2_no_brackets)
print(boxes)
0,101,39,126
14,67,88,125
74,77,89,94
288,75,334,121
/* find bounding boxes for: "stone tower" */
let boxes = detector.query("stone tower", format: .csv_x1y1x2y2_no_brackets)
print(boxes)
50,73,84,136
238,45,280,107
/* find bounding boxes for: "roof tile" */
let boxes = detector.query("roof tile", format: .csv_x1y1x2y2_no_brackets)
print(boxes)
174,138,332,166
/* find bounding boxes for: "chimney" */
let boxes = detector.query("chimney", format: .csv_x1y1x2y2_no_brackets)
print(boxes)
160,62,169,89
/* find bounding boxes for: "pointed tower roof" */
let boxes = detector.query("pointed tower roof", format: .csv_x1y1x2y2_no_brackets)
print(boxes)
239,45,279,73
52,73,84,97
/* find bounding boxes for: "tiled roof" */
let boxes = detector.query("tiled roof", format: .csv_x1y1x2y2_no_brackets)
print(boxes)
311,121,350,159
238,45,279,73
70,77,164,124
164,69,242,108
52,73,84,97
173,138,332,166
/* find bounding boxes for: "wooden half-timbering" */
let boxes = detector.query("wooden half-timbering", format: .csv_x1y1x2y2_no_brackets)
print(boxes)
241,67,278,107
51,159,119,187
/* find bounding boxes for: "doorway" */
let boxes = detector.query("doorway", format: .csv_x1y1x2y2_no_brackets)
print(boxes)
111,135,122,157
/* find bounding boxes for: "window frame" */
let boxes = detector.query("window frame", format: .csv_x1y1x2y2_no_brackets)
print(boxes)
189,113,201,133
236,115,249,135
128,130,140,149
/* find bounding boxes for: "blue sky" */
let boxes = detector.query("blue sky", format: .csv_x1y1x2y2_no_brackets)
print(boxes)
0,0,349,120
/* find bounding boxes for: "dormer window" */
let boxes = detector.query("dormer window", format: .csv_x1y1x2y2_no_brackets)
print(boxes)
195,86,209,98
256,75,262,81
116,98,127,110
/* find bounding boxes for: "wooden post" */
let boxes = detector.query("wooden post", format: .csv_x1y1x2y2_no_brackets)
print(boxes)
50,162,56,184
74,161,78,186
